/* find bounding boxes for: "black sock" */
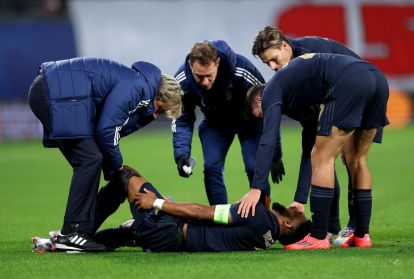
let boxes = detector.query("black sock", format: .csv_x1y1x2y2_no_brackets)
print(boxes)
94,226,137,249
353,189,372,237
310,185,334,240
328,175,341,234
346,166,356,228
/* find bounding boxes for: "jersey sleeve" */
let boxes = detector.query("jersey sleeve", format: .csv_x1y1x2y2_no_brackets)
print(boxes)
172,71,197,160
95,79,146,179
229,203,267,225
229,204,249,225
292,120,318,203
234,54,265,92
250,77,283,190
329,39,361,59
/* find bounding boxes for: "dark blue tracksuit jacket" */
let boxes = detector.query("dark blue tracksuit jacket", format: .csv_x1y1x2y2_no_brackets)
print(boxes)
40,58,161,176
173,40,266,204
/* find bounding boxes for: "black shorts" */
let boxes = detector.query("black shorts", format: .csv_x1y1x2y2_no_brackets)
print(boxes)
129,183,185,252
318,69,389,142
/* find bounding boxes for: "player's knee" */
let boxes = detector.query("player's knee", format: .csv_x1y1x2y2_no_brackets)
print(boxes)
311,147,336,167
345,155,367,174
203,163,222,176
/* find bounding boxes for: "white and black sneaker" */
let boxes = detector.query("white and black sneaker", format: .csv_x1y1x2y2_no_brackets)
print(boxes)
55,225,107,252
48,230,60,243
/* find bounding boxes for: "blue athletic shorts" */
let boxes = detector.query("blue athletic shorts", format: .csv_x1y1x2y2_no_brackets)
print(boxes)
318,68,389,142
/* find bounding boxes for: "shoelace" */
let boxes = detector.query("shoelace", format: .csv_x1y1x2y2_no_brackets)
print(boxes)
338,227,352,238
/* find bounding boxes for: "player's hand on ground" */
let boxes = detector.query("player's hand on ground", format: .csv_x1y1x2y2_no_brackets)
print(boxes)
270,158,285,184
176,156,191,178
289,201,305,213
237,188,261,218
134,188,157,210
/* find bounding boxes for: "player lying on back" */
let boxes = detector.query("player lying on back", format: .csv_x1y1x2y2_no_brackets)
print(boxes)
93,167,311,252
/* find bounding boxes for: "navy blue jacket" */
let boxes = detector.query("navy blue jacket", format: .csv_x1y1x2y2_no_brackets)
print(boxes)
173,40,265,160
252,53,377,190
40,58,161,176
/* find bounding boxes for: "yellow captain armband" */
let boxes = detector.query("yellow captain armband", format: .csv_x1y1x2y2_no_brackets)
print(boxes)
214,204,231,225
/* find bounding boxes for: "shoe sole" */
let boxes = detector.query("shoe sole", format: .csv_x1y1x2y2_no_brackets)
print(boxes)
55,243,84,251
333,237,352,246
55,243,107,252
285,247,330,250
285,243,330,250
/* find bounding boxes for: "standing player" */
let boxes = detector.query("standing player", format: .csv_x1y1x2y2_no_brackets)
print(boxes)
28,58,183,252
239,53,389,249
173,40,283,207
93,170,311,252
249,26,374,242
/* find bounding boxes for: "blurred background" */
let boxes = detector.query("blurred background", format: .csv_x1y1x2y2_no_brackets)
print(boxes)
0,3,413,275
0,0,413,141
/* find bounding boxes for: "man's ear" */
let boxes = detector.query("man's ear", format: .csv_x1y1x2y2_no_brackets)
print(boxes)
216,57,221,66
281,40,289,50
283,217,294,230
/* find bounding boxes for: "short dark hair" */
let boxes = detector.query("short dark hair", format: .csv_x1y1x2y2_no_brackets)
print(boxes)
245,84,265,114
188,41,219,66
272,202,312,246
252,26,289,56
278,220,312,246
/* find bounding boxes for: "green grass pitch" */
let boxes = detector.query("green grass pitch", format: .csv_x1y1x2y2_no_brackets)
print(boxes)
0,124,413,278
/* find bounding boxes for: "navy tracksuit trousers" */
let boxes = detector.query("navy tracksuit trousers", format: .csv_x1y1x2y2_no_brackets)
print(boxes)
28,74,102,235
198,118,270,205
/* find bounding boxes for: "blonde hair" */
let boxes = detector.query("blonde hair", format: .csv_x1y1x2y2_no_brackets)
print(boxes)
157,74,183,119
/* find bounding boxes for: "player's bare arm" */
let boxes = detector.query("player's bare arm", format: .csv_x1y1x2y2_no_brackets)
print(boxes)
128,175,232,224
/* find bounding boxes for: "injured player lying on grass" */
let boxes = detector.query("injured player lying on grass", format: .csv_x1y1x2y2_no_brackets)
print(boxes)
98,170,311,252
33,167,311,252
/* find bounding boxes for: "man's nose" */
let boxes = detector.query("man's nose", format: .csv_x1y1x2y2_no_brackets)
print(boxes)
201,77,210,85
269,62,277,70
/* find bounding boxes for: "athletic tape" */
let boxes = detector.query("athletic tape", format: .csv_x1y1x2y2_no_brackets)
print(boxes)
153,199,165,211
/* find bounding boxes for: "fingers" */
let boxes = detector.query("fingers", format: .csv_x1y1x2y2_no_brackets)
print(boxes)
238,201,252,218
237,189,261,218
237,198,256,218
252,202,256,217
178,169,190,178
237,200,243,215
274,172,279,184
134,199,141,210
289,201,305,212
